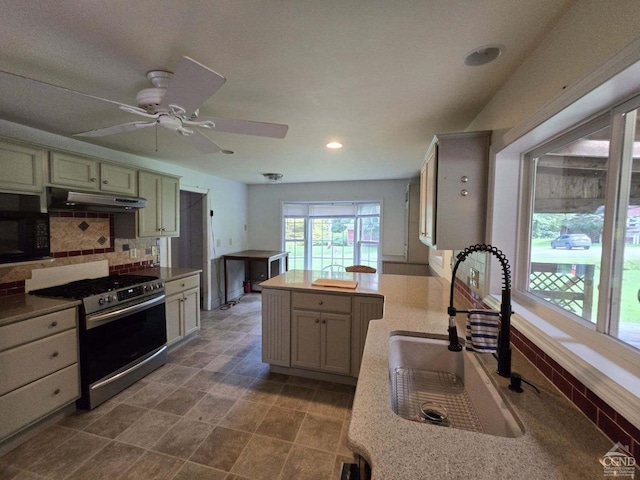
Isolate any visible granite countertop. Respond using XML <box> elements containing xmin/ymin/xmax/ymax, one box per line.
<box><xmin>0</xmin><ymin>295</ymin><xmax>80</xmax><ymax>327</ymax></box>
<box><xmin>0</xmin><ymin>267</ymin><xmax>202</xmax><ymax>328</ymax></box>
<box><xmin>134</xmin><ymin>267</ymin><xmax>202</xmax><ymax>282</ymax></box>
<box><xmin>297</xmin><ymin>273</ymin><xmax>612</xmax><ymax>479</ymax></box>
<box><xmin>260</xmin><ymin>269</ymin><xmax>385</xmax><ymax>297</ymax></box>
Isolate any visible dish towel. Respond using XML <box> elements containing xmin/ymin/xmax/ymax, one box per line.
<box><xmin>466</xmin><ymin>309</ymin><xmax>500</xmax><ymax>353</ymax></box>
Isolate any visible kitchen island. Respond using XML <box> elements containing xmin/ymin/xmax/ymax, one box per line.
<box><xmin>263</xmin><ymin>271</ymin><xmax>615</xmax><ymax>479</ymax></box>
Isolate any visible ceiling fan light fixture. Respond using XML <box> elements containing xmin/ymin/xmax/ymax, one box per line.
<box><xmin>326</xmin><ymin>141</ymin><xmax>343</xmax><ymax>149</ymax></box>
<box><xmin>464</xmin><ymin>44</ymin><xmax>505</xmax><ymax>66</ymax></box>
<box><xmin>263</xmin><ymin>173</ymin><xmax>283</xmax><ymax>183</ymax></box>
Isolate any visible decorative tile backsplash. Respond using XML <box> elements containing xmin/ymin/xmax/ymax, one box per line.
<box><xmin>0</xmin><ymin>212</ymin><xmax>159</xmax><ymax>295</ymax></box>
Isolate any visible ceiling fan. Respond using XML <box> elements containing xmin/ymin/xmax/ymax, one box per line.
<box><xmin>73</xmin><ymin>56</ymin><xmax>288</xmax><ymax>153</ymax></box>
<box><xmin>4</xmin><ymin>57</ymin><xmax>287</xmax><ymax>154</ymax></box>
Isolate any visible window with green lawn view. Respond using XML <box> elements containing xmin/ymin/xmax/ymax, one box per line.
<box><xmin>524</xmin><ymin>95</ymin><xmax>640</xmax><ymax>351</ymax></box>
<box><xmin>282</xmin><ymin>202</ymin><xmax>380</xmax><ymax>272</ymax></box>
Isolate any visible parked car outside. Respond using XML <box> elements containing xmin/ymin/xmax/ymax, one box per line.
<box><xmin>550</xmin><ymin>234</ymin><xmax>592</xmax><ymax>250</ymax></box>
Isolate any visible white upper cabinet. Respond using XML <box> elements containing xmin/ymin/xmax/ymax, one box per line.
<box><xmin>419</xmin><ymin>131</ymin><xmax>491</xmax><ymax>250</ymax></box>
<box><xmin>50</xmin><ymin>152</ymin><xmax>137</xmax><ymax>196</ymax></box>
<box><xmin>0</xmin><ymin>139</ymin><xmax>45</xmax><ymax>193</ymax></box>
<box><xmin>99</xmin><ymin>163</ymin><xmax>137</xmax><ymax>196</ymax></box>
<box><xmin>138</xmin><ymin>171</ymin><xmax>179</xmax><ymax>237</ymax></box>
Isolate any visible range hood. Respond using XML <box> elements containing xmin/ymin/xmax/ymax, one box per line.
<box><xmin>47</xmin><ymin>187</ymin><xmax>147</xmax><ymax>212</ymax></box>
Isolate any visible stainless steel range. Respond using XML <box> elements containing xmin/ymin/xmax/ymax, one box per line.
<box><xmin>30</xmin><ymin>275</ymin><xmax>167</xmax><ymax>409</ymax></box>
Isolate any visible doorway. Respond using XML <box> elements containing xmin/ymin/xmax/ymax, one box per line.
<box><xmin>171</xmin><ymin>190</ymin><xmax>210</xmax><ymax>309</ymax></box>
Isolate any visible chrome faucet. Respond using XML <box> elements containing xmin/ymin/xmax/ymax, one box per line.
<box><xmin>447</xmin><ymin>244</ymin><xmax>513</xmax><ymax>378</ymax></box>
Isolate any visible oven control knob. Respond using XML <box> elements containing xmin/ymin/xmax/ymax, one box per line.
<box><xmin>99</xmin><ymin>297</ymin><xmax>106</xmax><ymax>305</ymax></box>
<box><xmin>110</xmin><ymin>295</ymin><xmax>117</xmax><ymax>302</ymax></box>
<box><xmin>144</xmin><ymin>285</ymin><xmax>151</xmax><ymax>292</ymax></box>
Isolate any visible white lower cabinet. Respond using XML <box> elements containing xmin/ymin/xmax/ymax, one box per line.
<box><xmin>0</xmin><ymin>307</ymin><xmax>79</xmax><ymax>441</ymax></box>
<box><xmin>291</xmin><ymin>309</ymin><xmax>351</xmax><ymax>375</ymax></box>
<box><xmin>262</xmin><ymin>288</ymin><xmax>383</xmax><ymax>378</ymax></box>
<box><xmin>165</xmin><ymin>275</ymin><xmax>200</xmax><ymax>346</ymax></box>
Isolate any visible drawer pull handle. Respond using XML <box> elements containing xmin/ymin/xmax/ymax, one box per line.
<box><xmin>54</xmin><ymin>388</ymin><xmax>61</xmax><ymax>395</ymax></box>
<box><xmin>51</xmin><ymin>351</ymin><xmax>59</xmax><ymax>358</ymax></box>
<box><xmin>322</xmin><ymin>319</ymin><xmax>326</xmax><ymax>324</ymax></box>
<box><xmin>182</xmin><ymin>283</ymin><xmax>185</xmax><ymax>287</ymax></box>
<box><xmin>51</xmin><ymin>321</ymin><xmax>58</xmax><ymax>327</ymax></box>
<box><xmin>315</xmin><ymin>318</ymin><xmax>320</xmax><ymax>323</ymax></box>
<box><xmin>318</xmin><ymin>300</ymin><xmax>323</xmax><ymax>305</ymax></box>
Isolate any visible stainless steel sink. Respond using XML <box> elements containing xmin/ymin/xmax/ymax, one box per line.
<box><xmin>388</xmin><ymin>334</ymin><xmax>525</xmax><ymax>438</ymax></box>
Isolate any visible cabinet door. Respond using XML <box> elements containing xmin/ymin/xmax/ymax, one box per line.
<box><xmin>422</xmin><ymin>146</ymin><xmax>437</xmax><ymax>246</ymax></box>
<box><xmin>0</xmin><ymin>140</ymin><xmax>44</xmax><ymax>193</ymax></box>
<box><xmin>160</xmin><ymin>176</ymin><xmax>179</xmax><ymax>236</ymax></box>
<box><xmin>291</xmin><ymin>309</ymin><xmax>321</xmax><ymax>370</ymax></box>
<box><xmin>262</xmin><ymin>289</ymin><xmax>291</xmax><ymax>367</ymax></box>
<box><xmin>320</xmin><ymin>313</ymin><xmax>351</xmax><ymax>375</ymax></box>
<box><xmin>165</xmin><ymin>294</ymin><xmax>182</xmax><ymax>346</ymax></box>
<box><xmin>419</xmin><ymin>162</ymin><xmax>428</xmax><ymax>242</ymax></box>
<box><xmin>138</xmin><ymin>171</ymin><xmax>161</xmax><ymax>236</ymax></box>
<box><xmin>138</xmin><ymin>172</ymin><xmax>179</xmax><ymax>237</ymax></box>
<box><xmin>183</xmin><ymin>287</ymin><xmax>200</xmax><ymax>336</ymax></box>
<box><xmin>50</xmin><ymin>152</ymin><xmax>99</xmax><ymax>190</ymax></box>
<box><xmin>100</xmin><ymin>163</ymin><xmax>137</xmax><ymax>195</ymax></box>
<box><xmin>351</xmin><ymin>296</ymin><xmax>384</xmax><ymax>377</ymax></box>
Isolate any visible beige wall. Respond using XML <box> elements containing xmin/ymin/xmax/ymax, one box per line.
<box><xmin>437</xmin><ymin>0</ymin><xmax>640</xmax><ymax>284</ymax></box>
<box><xmin>468</xmin><ymin>0</ymin><xmax>640</xmax><ymax>138</ymax></box>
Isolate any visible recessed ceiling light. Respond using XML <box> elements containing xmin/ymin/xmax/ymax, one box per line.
<box><xmin>464</xmin><ymin>44</ymin><xmax>505</xmax><ymax>66</ymax></box>
<box><xmin>326</xmin><ymin>142</ymin><xmax>343</xmax><ymax>149</ymax></box>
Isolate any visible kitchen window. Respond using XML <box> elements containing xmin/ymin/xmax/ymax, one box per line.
<box><xmin>520</xmin><ymin>94</ymin><xmax>640</xmax><ymax>351</ymax></box>
<box><xmin>282</xmin><ymin>202</ymin><xmax>380</xmax><ymax>271</ymax></box>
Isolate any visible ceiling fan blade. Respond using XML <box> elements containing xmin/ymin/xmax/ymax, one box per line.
<box><xmin>182</xmin><ymin>129</ymin><xmax>223</xmax><ymax>154</ymax></box>
<box><xmin>0</xmin><ymin>70</ymin><xmax>142</xmax><ymax>112</ymax></box>
<box><xmin>160</xmin><ymin>57</ymin><xmax>226</xmax><ymax>116</ymax></box>
<box><xmin>73</xmin><ymin>121</ymin><xmax>156</xmax><ymax>138</ymax></box>
<box><xmin>197</xmin><ymin>116</ymin><xmax>288</xmax><ymax>138</ymax></box>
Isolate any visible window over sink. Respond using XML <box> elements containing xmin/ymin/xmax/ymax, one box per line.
<box><xmin>521</xmin><ymin>94</ymin><xmax>640</xmax><ymax>351</ymax></box>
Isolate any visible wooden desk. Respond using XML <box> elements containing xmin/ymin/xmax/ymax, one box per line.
<box><xmin>223</xmin><ymin>250</ymin><xmax>289</xmax><ymax>304</ymax></box>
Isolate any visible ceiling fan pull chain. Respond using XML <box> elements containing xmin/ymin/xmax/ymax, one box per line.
<box><xmin>155</xmin><ymin>122</ymin><xmax>158</xmax><ymax>153</ymax></box>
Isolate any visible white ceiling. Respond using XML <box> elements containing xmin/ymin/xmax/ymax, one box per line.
<box><xmin>0</xmin><ymin>1</ymin><xmax>569</xmax><ymax>185</ymax></box>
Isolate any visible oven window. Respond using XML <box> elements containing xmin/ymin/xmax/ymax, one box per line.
<box><xmin>82</xmin><ymin>301</ymin><xmax>167</xmax><ymax>383</ymax></box>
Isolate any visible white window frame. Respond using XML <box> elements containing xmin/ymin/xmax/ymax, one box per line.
<box><xmin>281</xmin><ymin>202</ymin><xmax>381</xmax><ymax>270</ymax></box>
<box><xmin>484</xmin><ymin>42</ymin><xmax>640</xmax><ymax>430</ymax></box>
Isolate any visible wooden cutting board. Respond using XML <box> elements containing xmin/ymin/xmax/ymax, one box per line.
<box><xmin>311</xmin><ymin>278</ymin><xmax>358</xmax><ymax>289</ymax></box>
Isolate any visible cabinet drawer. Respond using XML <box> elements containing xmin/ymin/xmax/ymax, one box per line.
<box><xmin>291</xmin><ymin>292</ymin><xmax>351</xmax><ymax>313</ymax></box>
<box><xmin>0</xmin><ymin>329</ymin><xmax>78</xmax><ymax>396</ymax></box>
<box><xmin>0</xmin><ymin>308</ymin><xmax>77</xmax><ymax>352</ymax></box>
<box><xmin>165</xmin><ymin>275</ymin><xmax>199</xmax><ymax>296</ymax></box>
<box><xmin>0</xmin><ymin>363</ymin><xmax>79</xmax><ymax>440</ymax></box>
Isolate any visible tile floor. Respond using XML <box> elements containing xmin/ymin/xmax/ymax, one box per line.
<box><xmin>0</xmin><ymin>294</ymin><xmax>357</xmax><ymax>480</ymax></box>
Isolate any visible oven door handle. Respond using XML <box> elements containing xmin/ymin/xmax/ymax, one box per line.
<box><xmin>86</xmin><ymin>294</ymin><xmax>166</xmax><ymax>329</ymax></box>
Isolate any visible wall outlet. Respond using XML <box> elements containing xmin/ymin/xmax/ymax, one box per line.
<box><xmin>151</xmin><ymin>246</ymin><xmax>159</xmax><ymax>255</ymax></box>
<box><xmin>216</xmin><ymin>239</ymin><xmax>221</xmax><ymax>247</ymax></box>
<box><xmin>130</xmin><ymin>248</ymin><xmax>138</xmax><ymax>259</ymax></box>
<box><xmin>470</xmin><ymin>268</ymin><xmax>480</xmax><ymax>289</ymax></box>
<box><xmin>228</xmin><ymin>238</ymin><xmax>232</xmax><ymax>246</ymax></box>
